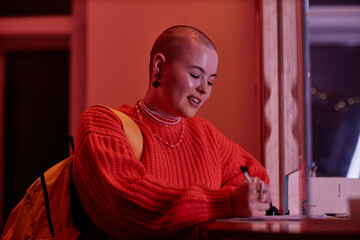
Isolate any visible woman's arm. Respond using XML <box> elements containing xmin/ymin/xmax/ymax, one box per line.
<box><xmin>203</xmin><ymin>121</ymin><xmax>271</xmax><ymax>216</ymax></box>
<box><xmin>202</xmin><ymin>120</ymin><xmax>269</xmax><ymax>188</ymax></box>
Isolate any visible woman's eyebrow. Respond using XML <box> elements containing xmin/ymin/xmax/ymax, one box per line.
<box><xmin>190</xmin><ymin>65</ymin><xmax>217</xmax><ymax>77</ymax></box>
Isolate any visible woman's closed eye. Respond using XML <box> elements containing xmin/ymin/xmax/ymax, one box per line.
<box><xmin>190</xmin><ymin>73</ymin><xmax>214</xmax><ymax>86</ymax></box>
<box><xmin>190</xmin><ymin>73</ymin><xmax>200</xmax><ymax>79</ymax></box>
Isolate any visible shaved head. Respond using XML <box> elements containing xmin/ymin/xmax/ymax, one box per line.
<box><xmin>149</xmin><ymin>25</ymin><xmax>216</xmax><ymax>76</ymax></box>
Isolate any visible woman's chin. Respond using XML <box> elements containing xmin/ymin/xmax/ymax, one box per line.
<box><xmin>182</xmin><ymin>110</ymin><xmax>197</xmax><ymax>118</ymax></box>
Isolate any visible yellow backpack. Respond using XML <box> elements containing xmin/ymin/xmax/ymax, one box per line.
<box><xmin>1</xmin><ymin>106</ymin><xmax>143</xmax><ymax>239</ymax></box>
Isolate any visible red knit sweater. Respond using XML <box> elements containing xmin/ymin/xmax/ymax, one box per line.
<box><xmin>72</xmin><ymin>105</ymin><xmax>269</xmax><ymax>239</ymax></box>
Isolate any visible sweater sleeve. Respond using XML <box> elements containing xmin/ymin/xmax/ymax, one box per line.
<box><xmin>72</xmin><ymin>107</ymin><xmax>233</xmax><ymax>239</ymax></box>
<box><xmin>204</xmin><ymin>120</ymin><xmax>269</xmax><ymax>188</ymax></box>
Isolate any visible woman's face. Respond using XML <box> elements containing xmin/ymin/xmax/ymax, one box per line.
<box><xmin>158</xmin><ymin>42</ymin><xmax>218</xmax><ymax>118</ymax></box>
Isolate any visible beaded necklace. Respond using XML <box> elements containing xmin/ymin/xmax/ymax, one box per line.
<box><xmin>136</xmin><ymin>100</ymin><xmax>184</xmax><ymax>147</ymax></box>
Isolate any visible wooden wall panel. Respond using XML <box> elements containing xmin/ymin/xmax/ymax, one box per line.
<box><xmin>0</xmin><ymin>16</ymin><xmax>72</xmax><ymax>35</ymax></box>
<box><xmin>262</xmin><ymin>0</ymin><xmax>303</xmax><ymax>212</ymax></box>
<box><xmin>280</xmin><ymin>0</ymin><xmax>300</xmax><ymax>176</ymax></box>
<box><xmin>262</xmin><ymin>0</ymin><xmax>281</xmax><ymax>209</ymax></box>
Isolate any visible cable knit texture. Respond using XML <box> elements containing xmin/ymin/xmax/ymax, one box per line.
<box><xmin>72</xmin><ymin>105</ymin><xmax>269</xmax><ymax>239</ymax></box>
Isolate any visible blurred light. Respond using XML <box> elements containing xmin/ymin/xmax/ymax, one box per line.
<box><xmin>320</xmin><ymin>92</ymin><xmax>327</xmax><ymax>100</ymax></box>
<box><xmin>311</xmin><ymin>87</ymin><xmax>317</xmax><ymax>95</ymax></box>
<box><xmin>348</xmin><ymin>98</ymin><xmax>355</xmax><ymax>105</ymax></box>
<box><xmin>338</xmin><ymin>101</ymin><xmax>345</xmax><ymax>108</ymax></box>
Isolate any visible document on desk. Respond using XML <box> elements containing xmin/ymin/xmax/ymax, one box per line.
<box><xmin>216</xmin><ymin>215</ymin><xmax>305</xmax><ymax>222</ymax></box>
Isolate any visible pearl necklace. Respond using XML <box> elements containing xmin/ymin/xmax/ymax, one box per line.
<box><xmin>136</xmin><ymin>100</ymin><xmax>185</xmax><ymax>147</ymax></box>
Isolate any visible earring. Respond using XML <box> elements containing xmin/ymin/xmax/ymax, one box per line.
<box><xmin>153</xmin><ymin>73</ymin><xmax>161</xmax><ymax>88</ymax></box>
<box><xmin>153</xmin><ymin>80</ymin><xmax>160</xmax><ymax>88</ymax></box>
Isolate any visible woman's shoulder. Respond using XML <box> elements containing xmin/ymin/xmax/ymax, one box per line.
<box><xmin>79</xmin><ymin>105</ymin><xmax>131</xmax><ymax>133</ymax></box>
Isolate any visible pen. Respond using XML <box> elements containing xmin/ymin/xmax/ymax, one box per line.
<box><xmin>240</xmin><ymin>166</ymin><xmax>253</xmax><ymax>183</ymax></box>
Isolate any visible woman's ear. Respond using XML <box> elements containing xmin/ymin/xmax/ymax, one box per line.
<box><xmin>153</xmin><ymin>53</ymin><xmax>166</xmax><ymax>75</ymax></box>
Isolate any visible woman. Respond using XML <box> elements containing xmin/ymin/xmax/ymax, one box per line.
<box><xmin>72</xmin><ymin>25</ymin><xmax>271</xmax><ymax>239</ymax></box>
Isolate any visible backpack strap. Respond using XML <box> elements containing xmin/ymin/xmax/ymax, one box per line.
<box><xmin>96</xmin><ymin>105</ymin><xmax>144</xmax><ymax>161</ymax></box>
<box><xmin>40</xmin><ymin>174</ymin><xmax>55</xmax><ymax>238</ymax></box>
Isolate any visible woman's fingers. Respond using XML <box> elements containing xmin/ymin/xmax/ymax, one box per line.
<box><xmin>252</xmin><ymin>202</ymin><xmax>271</xmax><ymax>211</ymax></box>
<box><xmin>248</xmin><ymin>201</ymin><xmax>270</xmax><ymax>216</ymax></box>
<box><xmin>253</xmin><ymin>178</ymin><xmax>263</xmax><ymax>192</ymax></box>
<box><xmin>248</xmin><ymin>195</ymin><xmax>270</xmax><ymax>211</ymax></box>
<box><xmin>261</xmin><ymin>189</ymin><xmax>272</xmax><ymax>203</ymax></box>
<box><xmin>253</xmin><ymin>178</ymin><xmax>272</xmax><ymax>203</ymax></box>
<box><xmin>231</xmin><ymin>181</ymin><xmax>272</xmax><ymax>217</ymax></box>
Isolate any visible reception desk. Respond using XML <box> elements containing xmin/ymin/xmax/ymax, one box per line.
<box><xmin>200</xmin><ymin>217</ymin><xmax>360</xmax><ymax>240</ymax></box>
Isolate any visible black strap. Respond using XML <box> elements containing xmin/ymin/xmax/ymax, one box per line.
<box><xmin>40</xmin><ymin>174</ymin><xmax>55</xmax><ymax>238</ymax></box>
<box><xmin>68</xmin><ymin>135</ymin><xmax>75</xmax><ymax>155</ymax></box>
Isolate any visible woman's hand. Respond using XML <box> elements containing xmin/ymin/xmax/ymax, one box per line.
<box><xmin>230</xmin><ymin>178</ymin><xmax>271</xmax><ymax>217</ymax></box>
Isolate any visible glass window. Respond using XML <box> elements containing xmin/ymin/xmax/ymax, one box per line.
<box><xmin>309</xmin><ymin>1</ymin><xmax>360</xmax><ymax>177</ymax></box>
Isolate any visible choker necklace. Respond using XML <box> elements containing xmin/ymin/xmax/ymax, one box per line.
<box><xmin>138</xmin><ymin>100</ymin><xmax>181</xmax><ymax>125</ymax></box>
<box><xmin>136</xmin><ymin>100</ymin><xmax>185</xmax><ymax>147</ymax></box>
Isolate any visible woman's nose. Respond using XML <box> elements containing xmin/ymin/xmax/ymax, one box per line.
<box><xmin>196</xmin><ymin>80</ymin><xmax>209</xmax><ymax>94</ymax></box>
